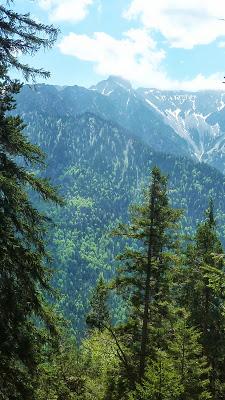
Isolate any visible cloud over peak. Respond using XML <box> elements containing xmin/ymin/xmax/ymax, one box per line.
<box><xmin>58</xmin><ymin>29</ymin><xmax>166</xmax><ymax>84</ymax></box>
<box><xmin>58</xmin><ymin>29</ymin><xmax>224</xmax><ymax>91</ymax></box>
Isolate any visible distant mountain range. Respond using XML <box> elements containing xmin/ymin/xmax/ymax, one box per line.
<box><xmin>14</xmin><ymin>79</ymin><xmax>225</xmax><ymax>332</ymax></box>
<box><xmin>17</xmin><ymin>75</ymin><xmax>225</xmax><ymax>173</ymax></box>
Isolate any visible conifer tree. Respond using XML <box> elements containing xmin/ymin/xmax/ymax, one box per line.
<box><xmin>0</xmin><ymin>2</ymin><xmax>60</xmax><ymax>399</ymax></box>
<box><xmin>0</xmin><ymin>66</ymin><xmax>62</xmax><ymax>400</ymax></box>
<box><xmin>0</xmin><ymin>1</ymin><xmax>58</xmax><ymax>80</ymax></box>
<box><xmin>110</xmin><ymin>167</ymin><xmax>182</xmax><ymax>390</ymax></box>
<box><xmin>169</xmin><ymin>311</ymin><xmax>211</xmax><ymax>400</ymax></box>
<box><xmin>86</xmin><ymin>273</ymin><xmax>110</xmax><ymax>332</ymax></box>
<box><xmin>35</xmin><ymin>334</ymin><xmax>81</xmax><ymax>400</ymax></box>
<box><xmin>130</xmin><ymin>349</ymin><xmax>182</xmax><ymax>400</ymax></box>
<box><xmin>129</xmin><ymin>309</ymin><xmax>211</xmax><ymax>400</ymax></box>
<box><xmin>181</xmin><ymin>201</ymin><xmax>225</xmax><ymax>398</ymax></box>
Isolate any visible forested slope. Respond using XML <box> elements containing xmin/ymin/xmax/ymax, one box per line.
<box><xmin>21</xmin><ymin>111</ymin><xmax>225</xmax><ymax>332</ymax></box>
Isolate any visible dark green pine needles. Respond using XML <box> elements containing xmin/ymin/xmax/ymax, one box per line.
<box><xmin>0</xmin><ymin>2</ymin><xmax>62</xmax><ymax>398</ymax></box>
<box><xmin>181</xmin><ymin>201</ymin><xmax>225</xmax><ymax>398</ymax></box>
<box><xmin>0</xmin><ymin>70</ymin><xmax>62</xmax><ymax>400</ymax></box>
<box><xmin>0</xmin><ymin>1</ymin><xmax>58</xmax><ymax>81</ymax></box>
<box><xmin>109</xmin><ymin>167</ymin><xmax>182</xmax><ymax>391</ymax></box>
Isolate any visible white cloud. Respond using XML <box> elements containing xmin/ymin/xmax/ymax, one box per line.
<box><xmin>175</xmin><ymin>73</ymin><xmax>224</xmax><ymax>91</ymax></box>
<box><xmin>38</xmin><ymin>0</ymin><xmax>93</xmax><ymax>23</ymax></box>
<box><xmin>58</xmin><ymin>30</ymin><xmax>166</xmax><ymax>83</ymax></box>
<box><xmin>124</xmin><ymin>0</ymin><xmax>225</xmax><ymax>48</ymax></box>
<box><xmin>58</xmin><ymin>29</ymin><xmax>224</xmax><ymax>90</ymax></box>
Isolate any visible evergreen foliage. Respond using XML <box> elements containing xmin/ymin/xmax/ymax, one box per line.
<box><xmin>35</xmin><ymin>334</ymin><xmax>80</xmax><ymax>400</ymax></box>
<box><xmin>86</xmin><ymin>273</ymin><xmax>110</xmax><ymax>332</ymax></box>
<box><xmin>181</xmin><ymin>201</ymin><xmax>225</xmax><ymax>398</ymax></box>
<box><xmin>0</xmin><ymin>68</ymin><xmax>62</xmax><ymax>399</ymax></box>
<box><xmin>76</xmin><ymin>170</ymin><xmax>218</xmax><ymax>400</ymax></box>
<box><xmin>106</xmin><ymin>168</ymin><xmax>182</xmax><ymax>392</ymax></box>
<box><xmin>131</xmin><ymin>314</ymin><xmax>211</xmax><ymax>400</ymax></box>
<box><xmin>0</xmin><ymin>1</ymin><xmax>58</xmax><ymax>80</ymax></box>
<box><xmin>0</xmin><ymin>2</ymin><xmax>60</xmax><ymax>399</ymax></box>
<box><xmin>169</xmin><ymin>311</ymin><xmax>211</xmax><ymax>400</ymax></box>
<box><xmin>130</xmin><ymin>350</ymin><xmax>182</xmax><ymax>400</ymax></box>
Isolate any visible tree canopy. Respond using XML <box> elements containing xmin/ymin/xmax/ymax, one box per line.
<box><xmin>0</xmin><ymin>0</ymin><xmax>58</xmax><ymax>80</ymax></box>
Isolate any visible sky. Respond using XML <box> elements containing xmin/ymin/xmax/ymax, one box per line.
<box><xmin>12</xmin><ymin>0</ymin><xmax>225</xmax><ymax>90</ymax></box>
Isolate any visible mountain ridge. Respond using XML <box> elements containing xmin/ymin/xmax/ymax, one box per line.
<box><xmin>16</xmin><ymin>76</ymin><xmax>225</xmax><ymax>173</ymax></box>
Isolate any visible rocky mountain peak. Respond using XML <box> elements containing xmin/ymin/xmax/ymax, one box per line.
<box><xmin>90</xmin><ymin>75</ymin><xmax>132</xmax><ymax>95</ymax></box>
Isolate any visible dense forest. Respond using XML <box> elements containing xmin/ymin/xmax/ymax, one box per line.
<box><xmin>19</xmin><ymin>109</ymin><xmax>225</xmax><ymax>333</ymax></box>
<box><xmin>2</xmin><ymin>2</ymin><xmax>225</xmax><ymax>400</ymax></box>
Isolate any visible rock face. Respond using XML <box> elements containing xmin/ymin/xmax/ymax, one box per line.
<box><xmin>137</xmin><ymin>87</ymin><xmax>225</xmax><ymax>171</ymax></box>
<box><xmin>92</xmin><ymin>76</ymin><xmax>225</xmax><ymax>172</ymax></box>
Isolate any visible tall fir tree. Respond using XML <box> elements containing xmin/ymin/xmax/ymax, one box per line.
<box><xmin>0</xmin><ymin>2</ymin><xmax>61</xmax><ymax>399</ymax></box>
<box><xmin>108</xmin><ymin>167</ymin><xmax>182</xmax><ymax>395</ymax></box>
<box><xmin>181</xmin><ymin>201</ymin><xmax>225</xmax><ymax>399</ymax></box>
<box><xmin>86</xmin><ymin>273</ymin><xmax>110</xmax><ymax>332</ymax></box>
<box><xmin>0</xmin><ymin>67</ymin><xmax>62</xmax><ymax>400</ymax></box>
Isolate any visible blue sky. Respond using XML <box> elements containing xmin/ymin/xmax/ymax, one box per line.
<box><xmin>12</xmin><ymin>0</ymin><xmax>225</xmax><ymax>90</ymax></box>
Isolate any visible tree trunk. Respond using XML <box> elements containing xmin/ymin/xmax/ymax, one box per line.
<box><xmin>139</xmin><ymin>183</ymin><xmax>156</xmax><ymax>380</ymax></box>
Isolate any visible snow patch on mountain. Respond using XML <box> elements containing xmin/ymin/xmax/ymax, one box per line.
<box><xmin>164</xmin><ymin>108</ymin><xmax>201</xmax><ymax>159</ymax></box>
<box><xmin>145</xmin><ymin>98</ymin><xmax>164</xmax><ymax>116</ymax></box>
<box><xmin>89</xmin><ymin>76</ymin><xmax>225</xmax><ymax>171</ymax></box>
<box><xmin>138</xmin><ymin>88</ymin><xmax>225</xmax><ymax>164</ymax></box>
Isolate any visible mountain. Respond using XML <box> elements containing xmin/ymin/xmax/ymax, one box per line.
<box><xmin>92</xmin><ymin>76</ymin><xmax>225</xmax><ymax>173</ymax></box>
<box><xmin>17</xmin><ymin>76</ymin><xmax>225</xmax><ymax>173</ymax></box>
<box><xmin>90</xmin><ymin>76</ymin><xmax>188</xmax><ymax>155</ymax></box>
<box><xmin>137</xmin><ymin>87</ymin><xmax>225</xmax><ymax>172</ymax></box>
<box><xmin>19</xmin><ymin>106</ymin><xmax>225</xmax><ymax>333</ymax></box>
<box><xmin>16</xmin><ymin>78</ymin><xmax>189</xmax><ymax>156</ymax></box>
